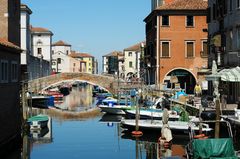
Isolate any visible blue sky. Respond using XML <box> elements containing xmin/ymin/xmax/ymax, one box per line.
<box><xmin>21</xmin><ymin>0</ymin><xmax>150</xmax><ymax>72</ymax></box>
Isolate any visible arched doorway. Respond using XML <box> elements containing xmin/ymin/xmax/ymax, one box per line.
<box><xmin>164</xmin><ymin>69</ymin><xmax>196</xmax><ymax>94</ymax></box>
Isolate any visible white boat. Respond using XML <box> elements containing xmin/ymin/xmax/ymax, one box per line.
<box><xmin>98</xmin><ymin>105</ymin><xmax>132</xmax><ymax>115</ymax></box>
<box><xmin>97</xmin><ymin>97</ymin><xmax>132</xmax><ymax>115</ymax></box>
<box><xmin>124</xmin><ymin>109</ymin><xmax>180</xmax><ymax>121</ymax></box>
<box><xmin>121</xmin><ymin>118</ymin><xmax>212</xmax><ymax>134</ymax></box>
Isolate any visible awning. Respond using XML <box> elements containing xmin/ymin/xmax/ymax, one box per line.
<box><xmin>206</xmin><ymin>66</ymin><xmax>240</xmax><ymax>82</ymax></box>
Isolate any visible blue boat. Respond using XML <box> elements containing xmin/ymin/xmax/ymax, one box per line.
<box><xmin>98</xmin><ymin>97</ymin><xmax>132</xmax><ymax>115</ymax></box>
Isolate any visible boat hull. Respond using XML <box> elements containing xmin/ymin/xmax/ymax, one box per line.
<box><xmin>124</xmin><ymin>109</ymin><xmax>179</xmax><ymax>121</ymax></box>
<box><xmin>121</xmin><ymin>119</ymin><xmax>212</xmax><ymax>134</ymax></box>
<box><xmin>98</xmin><ymin>105</ymin><xmax>131</xmax><ymax>115</ymax></box>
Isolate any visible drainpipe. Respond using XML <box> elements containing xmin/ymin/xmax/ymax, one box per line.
<box><xmin>156</xmin><ymin>15</ymin><xmax>160</xmax><ymax>88</ymax></box>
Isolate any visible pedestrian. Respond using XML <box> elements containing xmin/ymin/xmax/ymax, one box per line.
<box><xmin>194</xmin><ymin>82</ymin><xmax>202</xmax><ymax>97</ymax></box>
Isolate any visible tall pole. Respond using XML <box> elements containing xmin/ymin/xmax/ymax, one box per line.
<box><xmin>212</xmin><ymin>60</ymin><xmax>220</xmax><ymax>138</ymax></box>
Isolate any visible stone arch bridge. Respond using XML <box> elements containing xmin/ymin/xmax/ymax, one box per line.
<box><xmin>28</xmin><ymin>73</ymin><xmax>142</xmax><ymax>94</ymax></box>
<box><xmin>28</xmin><ymin>73</ymin><xmax>117</xmax><ymax>93</ymax></box>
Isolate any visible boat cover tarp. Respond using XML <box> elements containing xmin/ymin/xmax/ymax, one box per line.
<box><xmin>206</xmin><ymin>66</ymin><xmax>240</xmax><ymax>82</ymax></box>
<box><xmin>28</xmin><ymin>115</ymin><xmax>49</xmax><ymax>122</ymax></box>
<box><xmin>193</xmin><ymin>138</ymin><xmax>237</xmax><ymax>159</ymax></box>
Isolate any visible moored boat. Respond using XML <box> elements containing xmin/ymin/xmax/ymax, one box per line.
<box><xmin>28</xmin><ymin>94</ymin><xmax>54</xmax><ymax>108</ymax></box>
<box><xmin>124</xmin><ymin>108</ymin><xmax>180</xmax><ymax>121</ymax></box>
<box><xmin>97</xmin><ymin>97</ymin><xmax>132</xmax><ymax>115</ymax></box>
<box><xmin>27</xmin><ymin>114</ymin><xmax>49</xmax><ymax>130</ymax></box>
<box><xmin>121</xmin><ymin>118</ymin><xmax>212</xmax><ymax>134</ymax></box>
<box><xmin>185</xmin><ymin>120</ymin><xmax>239</xmax><ymax>159</ymax></box>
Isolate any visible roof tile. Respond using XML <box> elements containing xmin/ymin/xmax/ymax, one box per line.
<box><xmin>157</xmin><ymin>0</ymin><xmax>208</xmax><ymax>10</ymax></box>
<box><xmin>52</xmin><ymin>40</ymin><xmax>71</xmax><ymax>46</ymax></box>
<box><xmin>69</xmin><ymin>52</ymin><xmax>94</xmax><ymax>58</ymax></box>
<box><xmin>0</xmin><ymin>38</ymin><xmax>21</xmax><ymax>50</ymax></box>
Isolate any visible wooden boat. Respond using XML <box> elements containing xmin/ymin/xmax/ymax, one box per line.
<box><xmin>121</xmin><ymin>118</ymin><xmax>212</xmax><ymax>134</ymax></box>
<box><xmin>27</xmin><ymin>115</ymin><xmax>49</xmax><ymax>130</ymax></box>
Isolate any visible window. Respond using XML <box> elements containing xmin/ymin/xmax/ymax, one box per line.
<box><xmin>0</xmin><ymin>60</ymin><xmax>8</xmax><ymax>83</ymax></box>
<box><xmin>57</xmin><ymin>58</ymin><xmax>61</xmax><ymax>64</ymax></box>
<box><xmin>161</xmin><ymin>41</ymin><xmax>170</xmax><ymax>57</ymax></box>
<box><xmin>237</xmin><ymin>28</ymin><xmax>240</xmax><ymax>49</ymax></box>
<box><xmin>185</xmin><ymin>41</ymin><xmax>195</xmax><ymax>58</ymax></box>
<box><xmin>73</xmin><ymin>63</ymin><xmax>76</xmax><ymax>66</ymax></box>
<box><xmin>128</xmin><ymin>52</ymin><xmax>132</xmax><ymax>57</ymax></box>
<box><xmin>11</xmin><ymin>61</ymin><xmax>18</xmax><ymax>82</ymax></box>
<box><xmin>129</xmin><ymin>61</ymin><xmax>133</xmax><ymax>68</ymax></box>
<box><xmin>37</xmin><ymin>48</ymin><xmax>42</xmax><ymax>55</ymax></box>
<box><xmin>186</xmin><ymin>16</ymin><xmax>194</xmax><ymax>27</ymax></box>
<box><xmin>201</xmin><ymin>41</ymin><xmax>208</xmax><ymax>57</ymax></box>
<box><xmin>162</xmin><ymin>15</ymin><xmax>169</xmax><ymax>26</ymax></box>
<box><xmin>238</xmin><ymin>0</ymin><xmax>240</xmax><ymax>8</ymax></box>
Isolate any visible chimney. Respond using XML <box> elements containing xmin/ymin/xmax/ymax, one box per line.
<box><xmin>0</xmin><ymin>0</ymin><xmax>21</xmax><ymax>46</ymax></box>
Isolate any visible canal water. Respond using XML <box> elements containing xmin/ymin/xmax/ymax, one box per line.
<box><xmin>4</xmin><ymin>85</ymin><xmax>240</xmax><ymax>159</ymax></box>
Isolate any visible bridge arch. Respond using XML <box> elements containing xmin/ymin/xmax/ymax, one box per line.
<box><xmin>28</xmin><ymin>73</ymin><xmax>117</xmax><ymax>94</ymax></box>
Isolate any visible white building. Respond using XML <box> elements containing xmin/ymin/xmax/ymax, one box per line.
<box><xmin>20</xmin><ymin>4</ymin><xmax>32</xmax><ymax>66</ymax></box>
<box><xmin>52</xmin><ymin>41</ymin><xmax>86</xmax><ymax>73</ymax></box>
<box><xmin>102</xmin><ymin>56</ymin><xmax>108</xmax><ymax>74</ymax></box>
<box><xmin>124</xmin><ymin>42</ymin><xmax>144</xmax><ymax>80</ymax></box>
<box><xmin>52</xmin><ymin>40</ymin><xmax>72</xmax><ymax>73</ymax></box>
<box><xmin>31</xmin><ymin>26</ymin><xmax>53</xmax><ymax>62</ymax></box>
<box><xmin>21</xmin><ymin>4</ymin><xmax>52</xmax><ymax>80</ymax></box>
<box><xmin>118</xmin><ymin>55</ymin><xmax>125</xmax><ymax>79</ymax></box>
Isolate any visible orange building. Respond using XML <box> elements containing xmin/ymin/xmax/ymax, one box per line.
<box><xmin>144</xmin><ymin>0</ymin><xmax>208</xmax><ymax>94</ymax></box>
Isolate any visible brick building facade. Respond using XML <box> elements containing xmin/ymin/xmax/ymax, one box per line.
<box><xmin>144</xmin><ymin>0</ymin><xmax>208</xmax><ymax>94</ymax></box>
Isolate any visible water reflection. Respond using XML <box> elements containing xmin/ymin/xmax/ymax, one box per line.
<box><xmin>21</xmin><ymin>116</ymin><xmax>53</xmax><ymax>159</ymax></box>
<box><xmin>55</xmin><ymin>85</ymin><xmax>95</xmax><ymax>111</ymax></box>
<box><xmin>121</xmin><ymin>129</ymin><xmax>186</xmax><ymax>159</ymax></box>
<box><xmin>4</xmin><ymin>84</ymin><xmax>240</xmax><ymax>159</ymax></box>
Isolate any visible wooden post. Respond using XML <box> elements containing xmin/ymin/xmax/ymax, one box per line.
<box><xmin>22</xmin><ymin>83</ymin><xmax>27</xmax><ymax>121</ymax></box>
<box><xmin>215</xmin><ymin>98</ymin><xmax>220</xmax><ymax>138</ymax></box>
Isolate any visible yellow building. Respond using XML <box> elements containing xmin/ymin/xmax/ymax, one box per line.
<box><xmin>69</xmin><ymin>51</ymin><xmax>95</xmax><ymax>74</ymax></box>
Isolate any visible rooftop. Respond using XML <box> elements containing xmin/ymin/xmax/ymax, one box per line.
<box><xmin>103</xmin><ymin>51</ymin><xmax>123</xmax><ymax>57</ymax></box>
<box><xmin>52</xmin><ymin>40</ymin><xmax>71</xmax><ymax>46</ymax></box>
<box><xmin>0</xmin><ymin>38</ymin><xmax>21</xmax><ymax>50</ymax></box>
<box><xmin>156</xmin><ymin>0</ymin><xmax>208</xmax><ymax>10</ymax></box>
<box><xmin>124</xmin><ymin>41</ymin><xmax>145</xmax><ymax>52</ymax></box>
<box><xmin>31</xmin><ymin>26</ymin><xmax>53</xmax><ymax>35</ymax></box>
<box><xmin>69</xmin><ymin>51</ymin><xmax>94</xmax><ymax>58</ymax></box>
